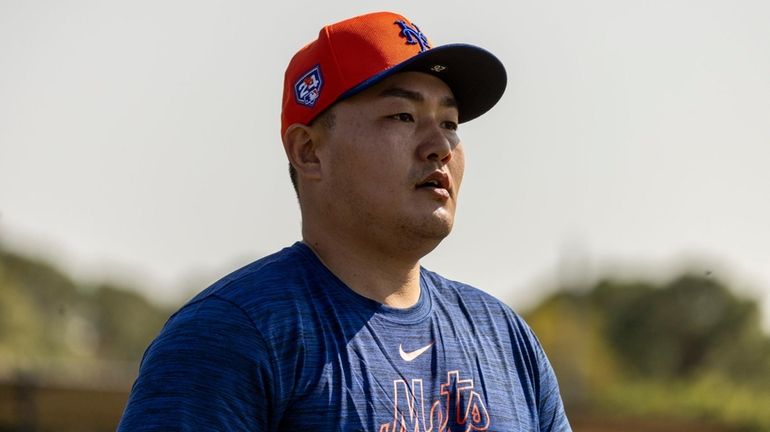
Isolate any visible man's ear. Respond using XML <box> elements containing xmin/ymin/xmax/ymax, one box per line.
<box><xmin>283</xmin><ymin>124</ymin><xmax>323</xmax><ymax>181</ymax></box>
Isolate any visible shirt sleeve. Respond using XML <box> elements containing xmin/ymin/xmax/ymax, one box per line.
<box><xmin>531</xmin><ymin>328</ymin><xmax>572</xmax><ymax>432</ymax></box>
<box><xmin>117</xmin><ymin>296</ymin><xmax>275</xmax><ymax>431</ymax></box>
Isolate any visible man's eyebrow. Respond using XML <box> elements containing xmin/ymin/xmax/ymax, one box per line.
<box><xmin>378</xmin><ymin>87</ymin><xmax>458</xmax><ymax>108</ymax></box>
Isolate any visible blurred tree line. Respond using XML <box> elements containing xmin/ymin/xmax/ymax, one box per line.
<box><xmin>526</xmin><ymin>274</ymin><xmax>770</xmax><ymax>431</ymax></box>
<box><xmin>2</xmin><ymin>242</ymin><xmax>770</xmax><ymax>430</ymax></box>
<box><xmin>0</xmin><ymin>246</ymin><xmax>173</xmax><ymax>368</ymax></box>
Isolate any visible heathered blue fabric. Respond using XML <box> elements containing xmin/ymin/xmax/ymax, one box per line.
<box><xmin>118</xmin><ymin>242</ymin><xmax>571</xmax><ymax>431</ymax></box>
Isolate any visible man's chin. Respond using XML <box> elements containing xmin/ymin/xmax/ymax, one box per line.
<box><xmin>407</xmin><ymin>213</ymin><xmax>454</xmax><ymax>242</ymax></box>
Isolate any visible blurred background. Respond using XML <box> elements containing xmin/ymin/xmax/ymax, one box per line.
<box><xmin>1</xmin><ymin>0</ymin><xmax>769</xmax><ymax>431</ymax></box>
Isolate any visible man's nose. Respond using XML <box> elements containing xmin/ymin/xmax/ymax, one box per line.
<box><xmin>417</xmin><ymin>123</ymin><xmax>454</xmax><ymax>164</ymax></box>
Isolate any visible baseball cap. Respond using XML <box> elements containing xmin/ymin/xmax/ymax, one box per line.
<box><xmin>281</xmin><ymin>11</ymin><xmax>507</xmax><ymax>137</ymax></box>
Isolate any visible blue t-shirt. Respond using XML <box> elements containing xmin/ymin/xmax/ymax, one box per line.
<box><xmin>118</xmin><ymin>242</ymin><xmax>571</xmax><ymax>431</ymax></box>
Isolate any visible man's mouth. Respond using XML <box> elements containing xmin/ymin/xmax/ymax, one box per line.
<box><xmin>417</xmin><ymin>179</ymin><xmax>441</xmax><ymax>188</ymax></box>
<box><xmin>415</xmin><ymin>172</ymin><xmax>450</xmax><ymax>194</ymax></box>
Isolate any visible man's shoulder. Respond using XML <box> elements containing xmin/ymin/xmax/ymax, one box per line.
<box><xmin>171</xmin><ymin>242</ymin><xmax>322</xmax><ymax>325</ymax></box>
<box><xmin>422</xmin><ymin>268</ymin><xmax>512</xmax><ymax>310</ymax></box>
<box><xmin>421</xmin><ymin>267</ymin><xmax>535</xmax><ymax>335</ymax></box>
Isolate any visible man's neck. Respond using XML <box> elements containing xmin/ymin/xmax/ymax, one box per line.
<box><xmin>302</xmin><ymin>232</ymin><xmax>424</xmax><ymax>309</ymax></box>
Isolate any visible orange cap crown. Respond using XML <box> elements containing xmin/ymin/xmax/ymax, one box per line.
<box><xmin>281</xmin><ymin>11</ymin><xmax>506</xmax><ymax>137</ymax></box>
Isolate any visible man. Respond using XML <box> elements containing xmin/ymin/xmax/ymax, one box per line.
<box><xmin>118</xmin><ymin>11</ymin><xmax>571</xmax><ymax>431</ymax></box>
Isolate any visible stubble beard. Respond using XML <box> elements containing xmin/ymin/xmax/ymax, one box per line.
<box><xmin>349</xmin><ymin>198</ymin><xmax>455</xmax><ymax>259</ymax></box>
<box><xmin>325</xmin><ymin>167</ymin><xmax>456</xmax><ymax>259</ymax></box>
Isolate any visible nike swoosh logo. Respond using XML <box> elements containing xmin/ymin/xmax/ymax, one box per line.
<box><xmin>399</xmin><ymin>342</ymin><xmax>434</xmax><ymax>362</ymax></box>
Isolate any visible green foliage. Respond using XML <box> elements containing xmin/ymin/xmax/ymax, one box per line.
<box><xmin>90</xmin><ymin>284</ymin><xmax>170</xmax><ymax>360</ymax></box>
<box><xmin>0</xmin><ymin>250</ymin><xmax>80</xmax><ymax>358</ymax></box>
<box><xmin>525</xmin><ymin>274</ymin><xmax>770</xmax><ymax>431</ymax></box>
<box><xmin>525</xmin><ymin>291</ymin><xmax>621</xmax><ymax>406</ymax></box>
<box><xmin>600</xmin><ymin>276</ymin><xmax>768</xmax><ymax>381</ymax></box>
<box><xmin>0</xmin><ymin>246</ymin><xmax>173</xmax><ymax>366</ymax></box>
<box><xmin>599</xmin><ymin>374</ymin><xmax>770</xmax><ymax>432</ymax></box>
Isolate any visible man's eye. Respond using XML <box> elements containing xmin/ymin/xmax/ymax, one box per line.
<box><xmin>442</xmin><ymin>121</ymin><xmax>459</xmax><ymax>131</ymax></box>
<box><xmin>389</xmin><ymin>113</ymin><xmax>414</xmax><ymax>122</ymax></box>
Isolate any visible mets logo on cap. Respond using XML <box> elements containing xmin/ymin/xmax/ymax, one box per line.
<box><xmin>294</xmin><ymin>65</ymin><xmax>323</xmax><ymax>108</ymax></box>
<box><xmin>394</xmin><ymin>20</ymin><xmax>430</xmax><ymax>52</ymax></box>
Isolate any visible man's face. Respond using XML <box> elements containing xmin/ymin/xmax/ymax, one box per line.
<box><xmin>312</xmin><ymin>71</ymin><xmax>464</xmax><ymax>252</ymax></box>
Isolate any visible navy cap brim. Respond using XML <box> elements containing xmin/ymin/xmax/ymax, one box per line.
<box><xmin>339</xmin><ymin>43</ymin><xmax>507</xmax><ymax>123</ymax></box>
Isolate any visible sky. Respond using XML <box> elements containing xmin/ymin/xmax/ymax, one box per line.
<box><xmin>1</xmin><ymin>0</ymin><xmax>769</xmax><ymax>327</ymax></box>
